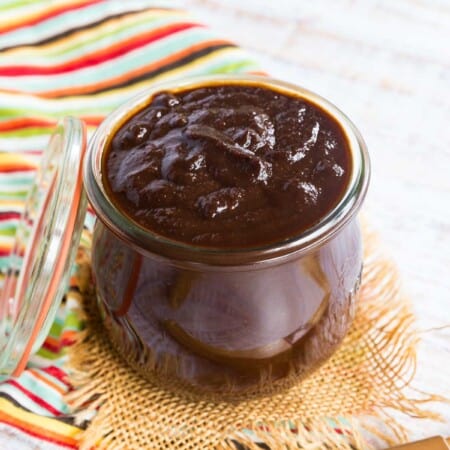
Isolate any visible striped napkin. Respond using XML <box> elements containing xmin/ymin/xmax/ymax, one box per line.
<box><xmin>0</xmin><ymin>1</ymin><xmax>258</xmax><ymax>448</ymax></box>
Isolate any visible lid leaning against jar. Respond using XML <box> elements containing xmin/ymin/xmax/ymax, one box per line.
<box><xmin>0</xmin><ymin>117</ymin><xmax>87</xmax><ymax>377</ymax></box>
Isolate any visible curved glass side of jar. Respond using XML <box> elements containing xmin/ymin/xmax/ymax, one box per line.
<box><xmin>92</xmin><ymin>217</ymin><xmax>362</xmax><ymax>394</ymax></box>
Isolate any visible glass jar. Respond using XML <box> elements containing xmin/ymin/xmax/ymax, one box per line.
<box><xmin>84</xmin><ymin>75</ymin><xmax>370</xmax><ymax>395</ymax></box>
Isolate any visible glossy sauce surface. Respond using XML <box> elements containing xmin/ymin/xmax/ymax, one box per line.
<box><xmin>104</xmin><ymin>84</ymin><xmax>352</xmax><ymax>248</ymax></box>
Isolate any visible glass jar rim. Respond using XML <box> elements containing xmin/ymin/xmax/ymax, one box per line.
<box><xmin>84</xmin><ymin>74</ymin><xmax>370</xmax><ymax>268</ymax></box>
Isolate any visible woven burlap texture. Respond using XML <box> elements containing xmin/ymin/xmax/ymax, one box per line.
<box><xmin>66</xmin><ymin>225</ymin><xmax>443</xmax><ymax>450</ymax></box>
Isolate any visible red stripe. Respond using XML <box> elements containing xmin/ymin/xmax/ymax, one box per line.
<box><xmin>41</xmin><ymin>366</ymin><xmax>70</xmax><ymax>386</ymax></box>
<box><xmin>7</xmin><ymin>379</ymin><xmax>62</xmax><ymax>416</ymax></box>
<box><xmin>41</xmin><ymin>338</ymin><xmax>75</xmax><ymax>353</ymax></box>
<box><xmin>0</xmin><ymin>249</ymin><xmax>24</xmax><ymax>257</ymax></box>
<box><xmin>61</xmin><ymin>338</ymin><xmax>76</xmax><ymax>347</ymax></box>
<box><xmin>0</xmin><ymin>22</ymin><xmax>200</xmax><ymax>76</ymax></box>
<box><xmin>42</xmin><ymin>341</ymin><xmax>62</xmax><ymax>354</ymax></box>
<box><xmin>0</xmin><ymin>212</ymin><xmax>20</xmax><ymax>220</ymax></box>
<box><xmin>0</xmin><ymin>0</ymin><xmax>103</xmax><ymax>35</ymax></box>
<box><xmin>8</xmin><ymin>149</ymin><xmax>43</xmax><ymax>155</ymax></box>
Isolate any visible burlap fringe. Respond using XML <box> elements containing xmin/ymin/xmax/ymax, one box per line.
<box><xmin>65</xmin><ymin>225</ymin><xmax>448</xmax><ymax>449</ymax></box>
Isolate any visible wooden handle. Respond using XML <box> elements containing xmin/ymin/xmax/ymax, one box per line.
<box><xmin>388</xmin><ymin>436</ymin><xmax>449</xmax><ymax>449</ymax></box>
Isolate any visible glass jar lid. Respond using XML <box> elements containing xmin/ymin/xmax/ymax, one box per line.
<box><xmin>0</xmin><ymin>117</ymin><xmax>87</xmax><ymax>377</ymax></box>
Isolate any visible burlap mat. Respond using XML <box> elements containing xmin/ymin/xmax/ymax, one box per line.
<box><xmin>66</xmin><ymin>224</ymin><xmax>445</xmax><ymax>450</ymax></box>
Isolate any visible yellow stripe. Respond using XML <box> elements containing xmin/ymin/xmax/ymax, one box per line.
<box><xmin>0</xmin><ymin>200</ymin><xmax>25</xmax><ymax>209</ymax></box>
<box><xmin>2</xmin><ymin>9</ymin><xmax>186</xmax><ymax>57</ymax></box>
<box><xmin>0</xmin><ymin>153</ymin><xmax>37</xmax><ymax>170</ymax></box>
<box><xmin>0</xmin><ymin>397</ymin><xmax>81</xmax><ymax>437</ymax></box>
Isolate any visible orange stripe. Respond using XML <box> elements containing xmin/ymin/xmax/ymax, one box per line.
<box><xmin>0</xmin><ymin>0</ymin><xmax>101</xmax><ymax>35</ymax></box>
<box><xmin>248</xmin><ymin>70</ymin><xmax>269</xmax><ymax>76</ymax></box>
<box><xmin>40</xmin><ymin>39</ymin><xmax>229</xmax><ymax>98</ymax></box>
<box><xmin>0</xmin><ymin>411</ymin><xmax>79</xmax><ymax>448</ymax></box>
<box><xmin>61</xmin><ymin>330</ymin><xmax>78</xmax><ymax>342</ymax></box>
<box><xmin>83</xmin><ymin>115</ymin><xmax>104</xmax><ymax>126</ymax></box>
<box><xmin>27</xmin><ymin>369</ymin><xmax>67</xmax><ymax>395</ymax></box>
<box><xmin>0</xmin><ymin>116</ymin><xmax>103</xmax><ymax>131</ymax></box>
<box><xmin>0</xmin><ymin>153</ymin><xmax>37</xmax><ymax>171</ymax></box>
<box><xmin>44</xmin><ymin>330</ymin><xmax>78</xmax><ymax>348</ymax></box>
<box><xmin>0</xmin><ymin>118</ymin><xmax>55</xmax><ymax>131</ymax></box>
<box><xmin>0</xmin><ymin>246</ymin><xmax>13</xmax><ymax>258</ymax></box>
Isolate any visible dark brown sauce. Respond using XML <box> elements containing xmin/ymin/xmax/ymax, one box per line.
<box><xmin>103</xmin><ymin>83</ymin><xmax>352</xmax><ymax>248</ymax></box>
<box><xmin>94</xmin><ymin>82</ymin><xmax>363</xmax><ymax>394</ymax></box>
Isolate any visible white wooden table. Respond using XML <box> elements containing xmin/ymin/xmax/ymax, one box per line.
<box><xmin>185</xmin><ymin>0</ymin><xmax>450</xmax><ymax>443</ymax></box>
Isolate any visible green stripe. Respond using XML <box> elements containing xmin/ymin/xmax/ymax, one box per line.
<box><xmin>47</xmin><ymin>318</ymin><xmax>63</xmax><ymax>337</ymax></box>
<box><xmin>209</xmin><ymin>59</ymin><xmax>259</xmax><ymax>74</ymax></box>
<box><xmin>49</xmin><ymin>308</ymin><xmax>84</xmax><ymax>335</ymax></box>
<box><xmin>0</xmin><ymin>191</ymin><xmax>28</xmax><ymax>200</ymax></box>
<box><xmin>0</xmin><ymin>224</ymin><xmax>16</xmax><ymax>236</ymax></box>
<box><xmin>63</xmin><ymin>311</ymin><xmax>83</xmax><ymax>330</ymax></box>
<box><xmin>0</xmin><ymin>106</ymin><xmax>111</xmax><ymax>119</ymax></box>
<box><xmin>35</xmin><ymin>347</ymin><xmax>65</xmax><ymax>360</ymax></box>
<box><xmin>0</xmin><ymin>127</ymin><xmax>52</xmax><ymax>138</ymax></box>
<box><xmin>0</xmin><ymin>0</ymin><xmax>39</xmax><ymax>13</ymax></box>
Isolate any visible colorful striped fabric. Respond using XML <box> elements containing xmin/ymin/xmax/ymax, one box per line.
<box><xmin>0</xmin><ymin>1</ymin><xmax>259</xmax><ymax>447</ymax></box>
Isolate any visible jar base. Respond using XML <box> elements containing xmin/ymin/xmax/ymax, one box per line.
<box><xmin>96</xmin><ymin>273</ymin><xmax>360</xmax><ymax>400</ymax></box>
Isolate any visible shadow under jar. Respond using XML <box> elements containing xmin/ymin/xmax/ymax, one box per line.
<box><xmin>84</xmin><ymin>75</ymin><xmax>370</xmax><ymax>396</ymax></box>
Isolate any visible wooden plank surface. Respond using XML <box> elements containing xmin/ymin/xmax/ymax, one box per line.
<box><xmin>186</xmin><ymin>0</ymin><xmax>450</xmax><ymax>444</ymax></box>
